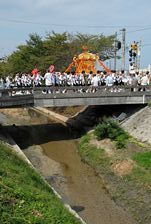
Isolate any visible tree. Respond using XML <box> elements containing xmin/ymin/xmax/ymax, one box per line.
<box><xmin>0</xmin><ymin>31</ymin><xmax>117</xmax><ymax>76</ymax></box>
<box><xmin>67</xmin><ymin>33</ymin><xmax>116</xmax><ymax>61</ymax></box>
<box><xmin>43</xmin><ymin>31</ymin><xmax>69</xmax><ymax>71</ymax></box>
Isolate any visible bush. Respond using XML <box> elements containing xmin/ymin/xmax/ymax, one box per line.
<box><xmin>94</xmin><ymin>118</ymin><xmax>129</xmax><ymax>149</ymax></box>
<box><xmin>115</xmin><ymin>134</ymin><xmax>128</xmax><ymax>149</ymax></box>
<box><xmin>94</xmin><ymin>123</ymin><xmax>109</xmax><ymax>139</ymax></box>
<box><xmin>148</xmin><ymin>101</ymin><xmax>151</xmax><ymax>107</ymax></box>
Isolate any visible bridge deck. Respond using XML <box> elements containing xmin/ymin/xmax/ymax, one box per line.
<box><xmin>0</xmin><ymin>86</ymin><xmax>151</xmax><ymax>108</ymax></box>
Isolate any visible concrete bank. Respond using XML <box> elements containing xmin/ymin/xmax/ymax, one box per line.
<box><xmin>33</xmin><ymin>106</ymin><xmax>68</xmax><ymax>123</ymax></box>
<box><xmin>121</xmin><ymin>106</ymin><xmax>151</xmax><ymax>144</ymax></box>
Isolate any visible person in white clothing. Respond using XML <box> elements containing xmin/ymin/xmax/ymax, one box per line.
<box><xmin>91</xmin><ymin>74</ymin><xmax>99</xmax><ymax>92</ymax></box>
<box><xmin>43</xmin><ymin>70</ymin><xmax>53</xmax><ymax>93</ymax></box>
<box><xmin>139</xmin><ymin>73</ymin><xmax>149</xmax><ymax>91</ymax></box>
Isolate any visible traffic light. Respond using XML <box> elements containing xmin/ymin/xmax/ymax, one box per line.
<box><xmin>129</xmin><ymin>50</ymin><xmax>132</xmax><ymax>57</ymax></box>
<box><xmin>131</xmin><ymin>41</ymin><xmax>138</xmax><ymax>52</ymax></box>
<box><xmin>133</xmin><ymin>52</ymin><xmax>137</xmax><ymax>57</ymax></box>
<box><xmin>129</xmin><ymin>41</ymin><xmax>139</xmax><ymax>70</ymax></box>
<box><xmin>129</xmin><ymin>49</ymin><xmax>133</xmax><ymax>62</ymax></box>
<box><xmin>117</xmin><ymin>41</ymin><xmax>121</xmax><ymax>50</ymax></box>
<box><xmin>130</xmin><ymin>62</ymin><xmax>133</xmax><ymax>66</ymax></box>
<box><xmin>115</xmin><ymin>41</ymin><xmax>121</xmax><ymax>50</ymax></box>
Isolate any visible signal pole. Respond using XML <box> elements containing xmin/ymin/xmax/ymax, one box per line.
<box><xmin>121</xmin><ymin>28</ymin><xmax>126</xmax><ymax>71</ymax></box>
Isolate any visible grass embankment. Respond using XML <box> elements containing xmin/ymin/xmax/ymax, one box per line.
<box><xmin>0</xmin><ymin>142</ymin><xmax>81</xmax><ymax>224</ymax></box>
<box><xmin>78</xmin><ymin>119</ymin><xmax>151</xmax><ymax>224</ymax></box>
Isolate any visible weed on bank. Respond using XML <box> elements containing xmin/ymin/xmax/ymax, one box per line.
<box><xmin>78</xmin><ymin>119</ymin><xmax>151</xmax><ymax>224</ymax></box>
<box><xmin>0</xmin><ymin>143</ymin><xmax>81</xmax><ymax>224</ymax></box>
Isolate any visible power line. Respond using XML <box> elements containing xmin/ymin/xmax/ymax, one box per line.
<box><xmin>2</xmin><ymin>18</ymin><xmax>151</xmax><ymax>40</ymax></box>
<box><xmin>0</xmin><ymin>18</ymin><xmax>149</xmax><ymax>29</ymax></box>
<box><xmin>127</xmin><ymin>26</ymin><xmax>151</xmax><ymax>34</ymax></box>
<box><xmin>1</xmin><ymin>18</ymin><xmax>151</xmax><ymax>47</ymax></box>
<box><xmin>142</xmin><ymin>43</ymin><xmax>151</xmax><ymax>47</ymax></box>
<box><xmin>116</xmin><ymin>26</ymin><xmax>151</xmax><ymax>37</ymax></box>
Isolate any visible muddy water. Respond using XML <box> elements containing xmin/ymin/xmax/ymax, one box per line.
<box><xmin>23</xmin><ymin>126</ymin><xmax>135</xmax><ymax>224</ymax></box>
<box><xmin>1</xmin><ymin>108</ymin><xmax>135</xmax><ymax>224</ymax></box>
<box><xmin>43</xmin><ymin>141</ymin><xmax>136</xmax><ymax>224</ymax></box>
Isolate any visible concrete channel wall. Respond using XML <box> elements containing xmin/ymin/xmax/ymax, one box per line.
<box><xmin>32</xmin><ymin>106</ymin><xmax>68</xmax><ymax>123</ymax></box>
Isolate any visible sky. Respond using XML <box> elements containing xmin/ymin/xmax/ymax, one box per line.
<box><xmin>1</xmin><ymin>0</ymin><xmax>151</xmax><ymax>70</ymax></box>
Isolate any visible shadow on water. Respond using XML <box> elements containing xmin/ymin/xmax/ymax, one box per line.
<box><xmin>0</xmin><ymin>105</ymin><xmax>140</xmax><ymax>224</ymax></box>
<box><xmin>1</xmin><ymin>104</ymin><xmax>145</xmax><ymax>150</ymax></box>
<box><xmin>1</xmin><ymin>123</ymin><xmax>75</xmax><ymax>149</ymax></box>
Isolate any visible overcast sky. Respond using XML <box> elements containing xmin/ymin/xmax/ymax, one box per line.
<box><xmin>1</xmin><ymin>0</ymin><xmax>151</xmax><ymax>69</ymax></box>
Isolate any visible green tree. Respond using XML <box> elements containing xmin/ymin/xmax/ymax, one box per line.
<box><xmin>43</xmin><ymin>31</ymin><xmax>69</xmax><ymax>71</ymax></box>
<box><xmin>67</xmin><ymin>33</ymin><xmax>116</xmax><ymax>61</ymax></box>
<box><xmin>0</xmin><ymin>31</ymin><xmax>117</xmax><ymax>76</ymax></box>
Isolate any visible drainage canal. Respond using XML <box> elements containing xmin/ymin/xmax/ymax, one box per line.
<box><xmin>2</xmin><ymin>108</ymin><xmax>136</xmax><ymax>224</ymax></box>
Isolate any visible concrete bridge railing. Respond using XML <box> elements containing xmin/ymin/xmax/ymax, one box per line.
<box><xmin>0</xmin><ymin>85</ymin><xmax>151</xmax><ymax>108</ymax></box>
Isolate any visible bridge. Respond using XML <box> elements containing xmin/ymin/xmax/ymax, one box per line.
<box><xmin>0</xmin><ymin>86</ymin><xmax>151</xmax><ymax>108</ymax></box>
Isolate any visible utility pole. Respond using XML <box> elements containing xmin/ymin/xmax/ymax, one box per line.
<box><xmin>121</xmin><ymin>28</ymin><xmax>126</xmax><ymax>71</ymax></box>
<box><xmin>109</xmin><ymin>59</ymin><xmax>112</xmax><ymax>70</ymax></box>
<box><xmin>137</xmin><ymin>40</ymin><xmax>142</xmax><ymax>70</ymax></box>
<box><xmin>114</xmin><ymin>32</ymin><xmax>117</xmax><ymax>71</ymax></box>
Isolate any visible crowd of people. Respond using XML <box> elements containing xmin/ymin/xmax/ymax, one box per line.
<box><xmin>0</xmin><ymin>69</ymin><xmax>150</xmax><ymax>94</ymax></box>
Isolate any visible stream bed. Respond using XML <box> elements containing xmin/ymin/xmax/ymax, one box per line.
<box><xmin>0</xmin><ymin>108</ymin><xmax>136</xmax><ymax>224</ymax></box>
